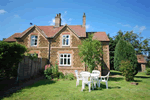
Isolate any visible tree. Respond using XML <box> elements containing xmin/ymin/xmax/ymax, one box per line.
<box><xmin>0</xmin><ymin>41</ymin><xmax>27</xmax><ymax>78</ymax></box>
<box><xmin>114</xmin><ymin>39</ymin><xmax>138</xmax><ymax>75</ymax></box>
<box><xmin>78</xmin><ymin>33</ymin><xmax>103</xmax><ymax>73</ymax></box>
<box><xmin>108</xmin><ymin>30</ymin><xmax>150</xmax><ymax>70</ymax></box>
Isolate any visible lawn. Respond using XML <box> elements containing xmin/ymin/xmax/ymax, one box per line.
<box><xmin>1</xmin><ymin>70</ymin><xmax>150</xmax><ymax>100</ymax></box>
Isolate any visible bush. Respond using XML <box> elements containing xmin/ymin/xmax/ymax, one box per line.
<box><xmin>120</xmin><ymin>60</ymin><xmax>134</xmax><ymax>81</ymax></box>
<box><xmin>64</xmin><ymin>73</ymin><xmax>75</xmax><ymax>80</ymax></box>
<box><xmin>58</xmin><ymin>72</ymin><xmax>64</xmax><ymax>79</ymax></box>
<box><xmin>0</xmin><ymin>41</ymin><xmax>27</xmax><ymax>78</ymax></box>
<box><xmin>44</xmin><ymin>67</ymin><xmax>52</xmax><ymax>79</ymax></box>
<box><xmin>114</xmin><ymin>39</ymin><xmax>138</xmax><ymax>75</ymax></box>
<box><xmin>145</xmin><ymin>68</ymin><xmax>150</xmax><ymax>75</ymax></box>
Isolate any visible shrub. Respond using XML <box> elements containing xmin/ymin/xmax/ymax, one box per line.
<box><xmin>0</xmin><ymin>41</ymin><xmax>27</xmax><ymax>78</ymax></box>
<box><xmin>145</xmin><ymin>68</ymin><xmax>150</xmax><ymax>75</ymax></box>
<box><xmin>64</xmin><ymin>73</ymin><xmax>75</xmax><ymax>80</ymax></box>
<box><xmin>114</xmin><ymin>39</ymin><xmax>138</xmax><ymax>75</ymax></box>
<box><xmin>120</xmin><ymin>60</ymin><xmax>134</xmax><ymax>81</ymax></box>
<box><xmin>44</xmin><ymin>67</ymin><xmax>52</xmax><ymax>80</ymax></box>
<box><xmin>58</xmin><ymin>72</ymin><xmax>64</xmax><ymax>79</ymax></box>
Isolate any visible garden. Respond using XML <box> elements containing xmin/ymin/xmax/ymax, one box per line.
<box><xmin>1</xmin><ymin>70</ymin><xmax>150</xmax><ymax>100</ymax></box>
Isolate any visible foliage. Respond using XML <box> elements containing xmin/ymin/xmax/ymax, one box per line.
<box><xmin>64</xmin><ymin>73</ymin><xmax>75</xmax><ymax>80</ymax></box>
<box><xmin>25</xmin><ymin>52</ymin><xmax>38</xmax><ymax>60</ymax></box>
<box><xmin>44</xmin><ymin>67</ymin><xmax>52</xmax><ymax>79</ymax></box>
<box><xmin>78</xmin><ymin>33</ymin><xmax>103</xmax><ymax>73</ymax></box>
<box><xmin>108</xmin><ymin>30</ymin><xmax>150</xmax><ymax>70</ymax></box>
<box><xmin>44</xmin><ymin>61</ymin><xmax>59</xmax><ymax>79</ymax></box>
<box><xmin>114</xmin><ymin>39</ymin><xmax>138</xmax><ymax>75</ymax></box>
<box><xmin>146</xmin><ymin>61</ymin><xmax>150</xmax><ymax>68</ymax></box>
<box><xmin>0</xmin><ymin>41</ymin><xmax>27</xmax><ymax>78</ymax></box>
<box><xmin>58</xmin><ymin>72</ymin><xmax>64</xmax><ymax>79</ymax></box>
<box><xmin>145</xmin><ymin>68</ymin><xmax>150</xmax><ymax>75</ymax></box>
<box><xmin>120</xmin><ymin>60</ymin><xmax>134</xmax><ymax>81</ymax></box>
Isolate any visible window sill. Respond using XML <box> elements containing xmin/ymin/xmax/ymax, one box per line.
<box><xmin>59</xmin><ymin>65</ymin><xmax>71</xmax><ymax>67</ymax></box>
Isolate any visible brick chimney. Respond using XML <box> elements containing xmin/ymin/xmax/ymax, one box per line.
<box><xmin>82</xmin><ymin>13</ymin><xmax>86</xmax><ymax>27</ymax></box>
<box><xmin>55</xmin><ymin>13</ymin><xmax>61</xmax><ymax>27</ymax></box>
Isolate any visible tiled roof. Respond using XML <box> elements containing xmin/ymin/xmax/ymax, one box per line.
<box><xmin>4</xmin><ymin>25</ymin><xmax>109</xmax><ymax>42</ymax></box>
<box><xmin>87</xmin><ymin>32</ymin><xmax>110</xmax><ymax>41</ymax></box>
<box><xmin>4</xmin><ymin>33</ymin><xmax>21</xmax><ymax>42</ymax></box>
<box><xmin>137</xmin><ymin>54</ymin><xmax>147</xmax><ymax>64</ymax></box>
<box><xmin>37</xmin><ymin>25</ymin><xmax>86</xmax><ymax>37</ymax></box>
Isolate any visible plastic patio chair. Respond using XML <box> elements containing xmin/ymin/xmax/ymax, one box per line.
<box><xmin>92</xmin><ymin>70</ymin><xmax>100</xmax><ymax>88</ymax></box>
<box><xmin>75</xmin><ymin>70</ymin><xmax>82</xmax><ymax>86</ymax></box>
<box><xmin>81</xmin><ymin>72</ymin><xmax>94</xmax><ymax>92</ymax></box>
<box><xmin>98</xmin><ymin>72</ymin><xmax>110</xmax><ymax>89</ymax></box>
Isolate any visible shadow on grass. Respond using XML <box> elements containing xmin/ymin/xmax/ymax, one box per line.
<box><xmin>110</xmin><ymin>71</ymin><xmax>122</xmax><ymax>76</ymax></box>
<box><xmin>135</xmin><ymin>76</ymin><xmax>150</xmax><ymax>79</ymax></box>
<box><xmin>0</xmin><ymin>79</ymin><xmax>56</xmax><ymax>99</ymax></box>
<box><xmin>109</xmin><ymin>77</ymin><xmax>124</xmax><ymax>82</ymax></box>
<box><xmin>91</xmin><ymin>84</ymin><xmax>121</xmax><ymax>91</ymax></box>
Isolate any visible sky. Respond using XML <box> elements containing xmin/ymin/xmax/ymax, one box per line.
<box><xmin>0</xmin><ymin>0</ymin><xmax>150</xmax><ymax>40</ymax></box>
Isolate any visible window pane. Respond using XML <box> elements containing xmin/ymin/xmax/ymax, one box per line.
<box><xmin>63</xmin><ymin>39</ymin><xmax>66</xmax><ymax>45</ymax></box>
<box><xmin>31</xmin><ymin>36</ymin><xmax>34</xmax><ymax>39</ymax></box>
<box><xmin>35</xmin><ymin>36</ymin><xmax>38</xmax><ymax>39</ymax></box>
<box><xmin>61</xmin><ymin>54</ymin><xmax>63</xmax><ymax>57</ymax></box>
<box><xmin>68</xmin><ymin>54</ymin><xmax>70</xmax><ymax>57</ymax></box>
<box><xmin>66</xmin><ymin>39</ymin><xmax>69</xmax><ymax>45</ymax></box>
<box><xmin>64</xmin><ymin>58</ymin><xmax>66</xmax><ymax>64</ymax></box>
<box><xmin>66</xmin><ymin>35</ymin><xmax>69</xmax><ymax>38</ymax></box>
<box><xmin>60</xmin><ymin>58</ymin><xmax>63</xmax><ymax>64</ymax></box>
<box><xmin>68</xmin><ymin>59</ymin><xmax>70</xmax><ymax>64</ymax></box>
<box><xmin>64</xmin><ymin>54</ymin><xmax>67</xmax><ymax>57</ymax></box>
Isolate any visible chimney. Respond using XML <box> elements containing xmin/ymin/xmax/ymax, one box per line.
<box><xmin>82</xmin><ymin>13</ymin><xmax>86</xmax><ymax>27</ymax></box>
<box><xmin>55</xmin><ymin>13</ymin><xmax>61</xmax><ymax>27</ymax></box>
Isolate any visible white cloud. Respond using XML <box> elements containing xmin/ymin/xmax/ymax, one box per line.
<box><xmin>133</xmin><ymin>25</ymin><xmax>146</xmax><ymax>32</ymax></box>
<box><xmin>49</xmin><ymin>18</ymin><xmax>55</xmax><ymax>25</ymax></box>
<box><xmin>0</xmin><ymin>9</ymin><xmax>7</xmax><ymax>14</ymax></box>
<box><xmin>68</xmin><ymin>18</ymin><xmax>72</xmax><ymax>21</ymax></box>
<box><xmin>48</xmin><ymin>11</ymin><xmax>73</xmax><ymax>25</ymax></box>
<box><xmin>117</xmin><ymin>23</ymin><xmax>131</xmax><ymax>27</ymax></box>
<box><xmin>14</xmin><ymin>14</ymin><xmax>20</xmax><ymax>18</ymax></box>
<box><xmin>86</xmin><ymin>24</ymin><xmax>90</xmax><ymax>29</ymax></box>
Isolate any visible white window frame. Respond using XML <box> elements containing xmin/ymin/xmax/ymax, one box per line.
<box><xmin>30</xmin><ymin>35</ymin><xmax>38</xmax><ymax>46</ymax></box>
<box><xmin>62</xmin><ymin>35</ymin><xmax>70</xmax><ymax>46</ymax></box>
<box><xmin>59</xmin><ymin>54</ymin><xmax>71</xmax><ymax>66</ymax></box>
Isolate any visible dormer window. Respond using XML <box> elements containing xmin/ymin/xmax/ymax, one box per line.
<box><xmin>62</xmin><ymin>35</ymin><xmax>70</xmax><ymax>46</ymax></box>
<box><xmin>31</xmin><ymin>35</ymin><xmax>38</xmax><ymax>46</ymax></box>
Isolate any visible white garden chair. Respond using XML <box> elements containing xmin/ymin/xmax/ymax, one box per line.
<box><xmin>91</xmin><ymin>70</ymin><xmax>100</xmax><ymax>88</ymax></box>
<box><xmin>75</xmin><ymin>70</ymin><xmax>82</xmax><ymax>86</ymax></box>
<box><xmin>98</xmin><ymin>72</ymin><xmax>110</xmax><ymax>89</ymax></box>
<box><xmin>80</xmin><ymin>72</ymin><xmax>93</xmax><ymax>92</ymax></box>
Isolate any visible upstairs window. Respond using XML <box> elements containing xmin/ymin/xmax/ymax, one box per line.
<box><xmin>59</xmin><ymin>54</ymin><xmax>71</xmax><ymax>66</ymax></box>
<box><xmin>62</xmin><ymin>35</ymin><xmax>70</xmax><ymax>46</ymax></box>
<box><xmin>31</xmin><ymin>35</ymin><xmax>38</xmax><ymax>46</ymax></box>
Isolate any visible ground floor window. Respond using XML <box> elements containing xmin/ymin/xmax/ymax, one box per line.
<box><xmin>59</xmin><ymin>54</ymin><xmax>71</xmax><ymax>66</ymax></box>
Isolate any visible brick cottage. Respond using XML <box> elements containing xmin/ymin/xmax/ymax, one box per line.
<box><xmin>4</xmin><ymin>13</ymin><xmax>110</xmax><ymax>75</ymax></box>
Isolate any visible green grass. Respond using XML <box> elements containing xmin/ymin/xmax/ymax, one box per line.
<box><xmin>2</xmin><ymin>70</ymin><xmax>150</xmax><ymax>100</ymax></box>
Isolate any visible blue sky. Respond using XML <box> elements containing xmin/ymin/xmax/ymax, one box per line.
<box><xmin>0</xmin><ymin>0</ymin><xmax>150</xmax><ymax>40</ymax></box>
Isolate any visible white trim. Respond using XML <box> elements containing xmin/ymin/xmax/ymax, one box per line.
<box><xmin>59</xmin><ymin>53</ymin><xmax>71</xmax><ymax>66</ymax></box>
<box><xmin>51</xmin><ymin>47</ymin><xmax>78</xmax><ymax>48</ymax></box>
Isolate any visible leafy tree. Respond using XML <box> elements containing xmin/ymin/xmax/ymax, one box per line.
<box><xmin>0</xmin><ymin>41</ymin><xmax>27</xmax><ymax>78</ymax></box>
<box><xmin>108</xmin><ymin>30</ymin><xmax>150</xmax><ymax>70</ymax></box>
<box><xmin>78</xmin><ymin>33</ymin><xmax>103</xmax><ymax>73</ymax></box>
<box><xmin>114</xmin><ymin>39</ymin><xmax>138</xmax><ymax>75</ymax></box>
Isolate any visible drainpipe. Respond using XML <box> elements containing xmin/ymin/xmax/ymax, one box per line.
<box><xmin>48</xmin><ymin>39</ymin><xmax>51</xmax><ymax>64</ymax></box>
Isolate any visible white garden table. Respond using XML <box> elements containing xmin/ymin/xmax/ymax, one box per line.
<box><xmin>80</xmin><ymin>71</ymin><xmax>100</xmax><ymax>91</ymax></box>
